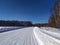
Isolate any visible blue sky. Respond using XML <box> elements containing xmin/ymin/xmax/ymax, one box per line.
<box><xmin>0</xmin><ymin>0</ymin><xmax>56</xmax><ymax>23</ymax></box>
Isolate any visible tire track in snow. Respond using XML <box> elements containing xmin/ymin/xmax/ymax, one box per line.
<box><xmin>0</xmin><ymin>27</ymin><xmax>38</xmax><ymax>45</ymax></box>
<box><xmin>39</xmin><ymin>28</ymin><xmax>60</xmax><ymax>44</ymax></box>
<box><xmin>33</xmin><ymin>27</ymin><xmax>60</xmax><ymax>45</ymax></box>
<box><xmin>33</xmin><ymin>27</ymin><xmax>44</xmax><ymax>45</ymax></box>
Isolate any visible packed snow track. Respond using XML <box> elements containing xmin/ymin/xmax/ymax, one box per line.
<box><xmin>0</xmin><ymin>27</ymin><xmax>60</xmax><ymax>45</ymax></box>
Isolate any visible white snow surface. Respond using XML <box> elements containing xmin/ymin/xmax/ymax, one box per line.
<box><xmin>0</xmin><ymin>27</ymin><xmax>60</xmax><ymax>45</ymax></box>
<box><xmin>0</xmin><ymin>26</ymin><xmax>19</xmax><ymax>29</ymax></box>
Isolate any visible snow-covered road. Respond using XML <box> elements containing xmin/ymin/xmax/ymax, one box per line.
<box><xmin>0</xmin><ymin>27</ymin><xmax>60</xmax><ymax>45</ymax></box>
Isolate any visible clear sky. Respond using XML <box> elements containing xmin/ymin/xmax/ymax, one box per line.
<box><xmin>0</xmin><ymin>0</ymin><xmax>56</xmax><ymax>24</ymax></box>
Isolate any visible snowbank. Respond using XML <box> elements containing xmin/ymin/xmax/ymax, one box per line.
<box><xmin>40</xmin><ymin>27</ymin><xmax>60</xmax><ymax>33</ymax></box>
<box><xmin>34</xmin><ymin>27</ymin><xmax>60</xmax><ymax>45</ymax></box>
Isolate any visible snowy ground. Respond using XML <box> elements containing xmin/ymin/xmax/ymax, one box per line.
<box><xmin>0</xmin><ymin>27</ymin><xmax>60</xmax><ymax>45</ymax></box>
<box><xmin>0</xmin><ymin>26</ymin><xmax>24</xmax><ymax>33</ymax></box>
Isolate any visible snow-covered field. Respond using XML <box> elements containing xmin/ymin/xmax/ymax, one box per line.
<box><xmin>0</xmin><ymin>27</ymin><xmax>60</xmax><ymax>45</ymax></box>
<box><xmin>0</xmin><ymin>27</ymin><xmax>24</xmax><ymax>33</ymax></box>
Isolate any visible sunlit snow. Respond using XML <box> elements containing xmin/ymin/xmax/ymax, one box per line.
<box><xmin>0</xmin><ymin>27</ymin><xmax>60</xmax><ymax>45</ymax></box>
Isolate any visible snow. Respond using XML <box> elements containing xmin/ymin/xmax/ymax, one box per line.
<box><xmin>40</xmin><ymin>27</ymin><xmax>60</xmax><ymax>33</ymax></box>
<box><xmin>0</xmin><ymin>27</ymin><xmax>38</xmax><ymax>45</ymax></box>
<box><xmin>34</xmin><ymin>27</ymin><xmax>60</xmax><ymax>45</ymax></box>
<box><xmin>0</xmin><ymin>27</ymin><xmax>60</xmax><ymax>45</ymax></box>
<box><xmin>0</xmin><ymin>27</ymin><xmax>23</xmax><ymax>33</ymax></box>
